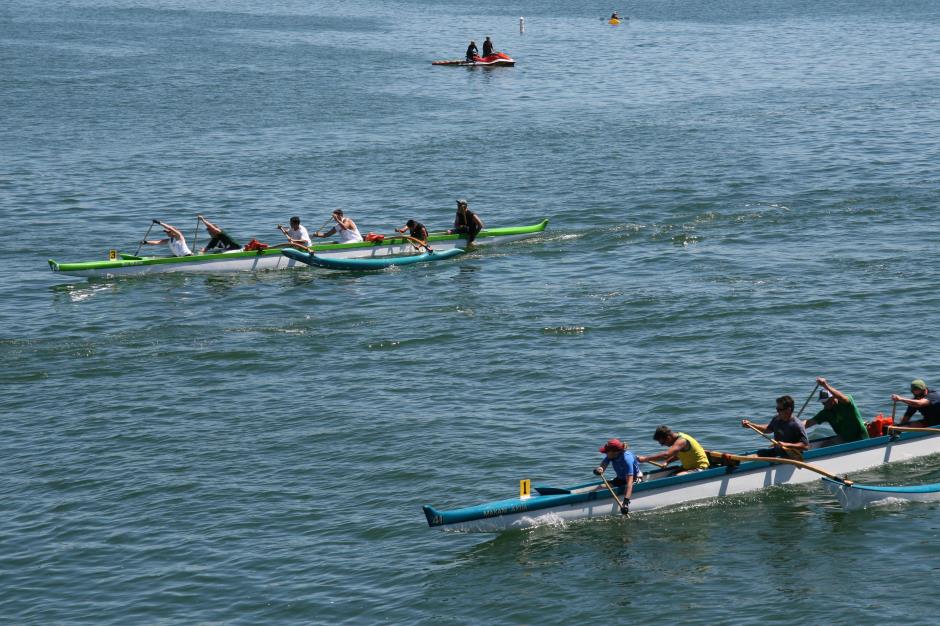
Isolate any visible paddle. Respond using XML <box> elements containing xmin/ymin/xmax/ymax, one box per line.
<box><xmin>598</xmin><ymin>474</ymin><xmax>629</xmax><ymax>515</ymax></box>
<box><xmin>397</xmin><ymin>233</ymin><xmax>433</xmax><ymax>252</ymax></box>
<box><xmin>134</xmin><ymin>219</ymin><xmax>159</xmax><ymax>256</ymax></box>
<box><xmin>275</xmin><ymin>224</ymin><xmax>300</xmax><ymax>246</ymax></box>
<box><xmin>796</xmin><ymin>383</ymin><xmax>820</xmax><ymax>420</ymax></box>
<box><xmin>888</xmin><ymin>425</ymin><xmax>940</xmax><ymax>434</ymax></box>
<box><xmin>709</xmin><ymin>450</ymin><xmax>853</xmax><ymax>485</ymax></box>
<box><xmin>743</xmin><ymin>421</ymin><xmax>804</xmax><ymax>460</ymax></box>
<box><xmin>891</xmin><ymin>399</ymin><xmax>897</xmax><ymax>422</ymax></box>
<box><xmin>643</xmin><ymin>459</ymin><xmax>669</xmax><ymax>469</ymax></box>
<box><xmin>191</xmin><ymin>216</ymin><xmax>203</xmax><ymax>254</ymax></box>
<box><xmin>312</xmin><ymin>216</ymin><xmax>334</xmax><ymax>239</ymax></box>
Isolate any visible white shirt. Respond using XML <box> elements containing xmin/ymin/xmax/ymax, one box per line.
<box><xmin>288</xmin><ymin>225</ymin><xmax>311</xmax><ymax>245</ymax></box>
<box><xmin>168</xmin><ymin>236</ymin><xmax>192</xmax><ymax>257</ymax></box>
<box><xmin>336</xmin><ymin>220</ymin><xmax>363</xmax><ymax>243</ymax></box>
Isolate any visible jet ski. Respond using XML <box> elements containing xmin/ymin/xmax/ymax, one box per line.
<box><xmin>432</xmin><ymin>52</ymin><xmax>515</xmax><ymax>67</ymax></box>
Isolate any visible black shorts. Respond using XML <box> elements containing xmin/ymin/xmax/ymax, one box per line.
<box><xmin>757</xmin><ymin>447</ymin><xmax>794</xmax><ymax>458</ymax></box>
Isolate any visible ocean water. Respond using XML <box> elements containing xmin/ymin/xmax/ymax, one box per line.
<box><xmin>2</xmin><ymin>0</ymin><xmax>940</xmax><ymax>623</ymax></box>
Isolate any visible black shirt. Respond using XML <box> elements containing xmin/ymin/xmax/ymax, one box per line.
<box><xmin>903</xmin><ymin>389</ymin><xmax>940</xmax><ymax>425</ymax></box>
<box><xmin>454</xmin><ymin>210</ymin><xmax>481</xmax><ymax>233</ymax></box>
<box><xmin>408</xmin><ymin>221</ymin><xmax>428</xmax><ymax>240</ymax></box>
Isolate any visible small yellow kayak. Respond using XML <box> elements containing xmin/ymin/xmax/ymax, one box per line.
<box><xmin>609</xmin><ymin>18</ymin><xmax>620</xmax><ymax>25</ymax></box>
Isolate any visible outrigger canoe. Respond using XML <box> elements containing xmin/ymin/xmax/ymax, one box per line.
<box><xmin>48</xmin><ymin>219</ymin><xmax>547</xmax><ymax>279</ymax></box>
<box><xmin>423</xmin><ymin>427</ymin><xmax>940</xmax><ymax>532</ymax></box>
<box><xmin>282</xmin><ymin>247</ymin><xmax>464</xmax><ymax>270</ymax></box>
<box><xmin>822</xmin><ymin>477</ymin><xmax>940</xmax><ymax>510</ymax></box>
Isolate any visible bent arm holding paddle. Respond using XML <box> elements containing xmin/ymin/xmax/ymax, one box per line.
<box><xmin>742</xmin><ymin>420</ymin><xmax>806</xmax><ymax>459</ymax></box>
<box><xmin>740</xmin><ymin>394</ymin><xmax>808</xmax><ymax>460</ymax></box>
<box><xmin>892</xmin><ymin>378</ymin><xmax>935</xmax><ymax>425</ymax></box>
<box><xmin>142</xmin><ymin>220</ymin><xmax>181</xmax><ymax>245</ymax></box>
<box><xmin>598</xmin><ymin>473</ymin><xmax>630</xmax><ymax>515</ymax></box>
<box><xmin>395</xmin><ymin>219</ymin><xmax>433</xmax><ymax>251</ymax></box>
<box><xmin>593</xmin><ymin>463</ymin><xmax>635</xmax><ymax>511</ymax></box>
<box><xmin>637</xmin><ymin>437</ymin><xmax>686</xmax><ymax>467</ymax></box>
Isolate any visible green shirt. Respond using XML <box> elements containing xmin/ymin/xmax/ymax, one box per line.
<box><xmin>810</xmin><ymin>394</ymin><xmax>869</xmax><ymax>442</ymax></box>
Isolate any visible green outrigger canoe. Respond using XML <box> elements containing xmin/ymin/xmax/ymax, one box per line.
<box><xmin>48</xmin><ymin>219</ymin><xmax>549</xmax><ymax>279</ymax></box>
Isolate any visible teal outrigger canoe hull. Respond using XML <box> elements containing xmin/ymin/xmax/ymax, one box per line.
<box><xmin>48</xmin><ymin>219</ymin><xmax>548</xmax><ymax>278</ymax></box>
<box><xmin>282</xmin><ymin>247</ymin><xmax>464</xmax><ymax>270</ymax></box>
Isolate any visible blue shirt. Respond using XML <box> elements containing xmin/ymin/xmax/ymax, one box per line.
<box><xmin>600</xmin><ymin>451</ymin><xmax>640</xmax><ymax>480</ymax></box>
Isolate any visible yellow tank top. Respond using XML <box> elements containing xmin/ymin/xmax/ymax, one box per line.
<box><xmin>676</xmin><ymin>432</ymin><xmax>709</xmax><ymax>470</ymax></box>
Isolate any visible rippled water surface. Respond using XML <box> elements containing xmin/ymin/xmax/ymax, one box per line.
<box><xmin>2</xmin><ymin>0</ymin><xmax>940</xmax><ymax>623</ymax></box>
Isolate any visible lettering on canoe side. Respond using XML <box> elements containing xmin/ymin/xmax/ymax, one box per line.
<box><xmin>483</xmin><ymin>503</ymin><xmax>530</xmax><ymax>518</ymax></box>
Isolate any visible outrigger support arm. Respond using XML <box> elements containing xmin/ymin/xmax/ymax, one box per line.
<box><xmin>709</xmin><ymin>450</ymin><xmax>852</xmax><ymax>485</ymax></box>
<box><xmin>888</xmin><ymin>425</ymin><xmax>940</xmax><ymax>434</ymax></box>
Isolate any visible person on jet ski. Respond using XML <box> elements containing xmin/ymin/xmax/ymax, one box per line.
<box><xmin>466</xmin><ymin>40</ymin><xmax>478</xmax><ymax>62</ymax></box>
<box><xmin>482</xmin><ymin>36</ymin><xmax>494</xmax><ymax>57</ymax></box>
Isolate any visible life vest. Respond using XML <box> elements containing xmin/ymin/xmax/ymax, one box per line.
<box><xmin>243</xmin><ymin>239</ymin><xmax>269</xmax><ymax>251</ymax></box>
<box><xmin>866</xmin><ymin>413</ymin><xmax>894</xmax><ymax>437</ymax></box>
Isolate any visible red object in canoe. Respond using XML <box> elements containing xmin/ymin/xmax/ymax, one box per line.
<box><xmin>432</xmin><ymin>52</ymin><xmax>515</xmax><ymax>67</ymax></box>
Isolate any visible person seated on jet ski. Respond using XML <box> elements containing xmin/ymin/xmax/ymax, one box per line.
<box><xmin>466</xmin><ymin>40</ymin><xmax>479</xmax><ymax>62</ymax></box>
<box><xmin>482</xmin><ymin>36</ymin><xmax>494</xmax><ymax>58</ymax></box>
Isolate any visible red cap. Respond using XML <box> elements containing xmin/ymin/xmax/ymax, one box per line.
<box><xmin>599</xmin><ymin>438</ymin><xmax>625</xmax><ymax>453</ymax></box>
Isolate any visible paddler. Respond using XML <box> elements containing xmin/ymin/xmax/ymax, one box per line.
<box><xmin>395</xmin><ymin>219</ymin><xmax>432</xmax><ymax>250</ymax></box>
<box><xmin>741</xmin><ymin>394</ymin><xmax>809</xmax><ymax>457</ymax></box>
<box><xmin>482</xmin><ymin>36</ymin><xmax>494</xmax><ymax>58</ymax></box>
<box><xmin>611</xmin><ymin>11</ymin><xmax>620</xmax><ymax>20</ymax></box>
<box><xmin>448</xmin><ymin>199</ymin><xmax>484</xmax><ymax>245</ymax></box>
<box><xmin>637</xmin><ymin>425</ymin><xmax>710</xmax><ymax>475</ymax></box>
<box><xmin>804</xmin><ymin>377</ymin><xmax>869</xmax><ymax>443</ymax></box>
<box><xmin>141</xmin><ymin>220</ymin><xmax>192</xmax><ymax>257</ymax></box>
<box><xmin>593</xmin><ymin>438</ymin><xmax>641</xmax><ymax>513</ymax></box>
<box><xmin>197</xmin><ymin>215</ymin><xmax>241</xmax><ymax>253</ymax></box>
<box><xmin>892</xmin><ymin>378</ymin><xmax>940</xmax><ymax>426</ymax></box>
<box><xmin>466</xmin><ymin>40</ymin><xmax>478</xmax><ymax>62</ymax></box>
<box><xmin>277</xmin><ymin>216</ymin><xmax>312</xmax><ymax>247</ymax></box>
<box><xmin>314</xmin><ymin>209</ymin><xmax>363</xmax><ymax>244</ymax></box>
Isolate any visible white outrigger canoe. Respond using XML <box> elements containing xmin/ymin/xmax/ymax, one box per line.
<box><xmin>822</xmin><ymin>477</ymin><xmax>940</xmax><ymax>510</ymax></box>
<box><xmin>423</xmin><ymin>427</ymin><xmax>940</xmax><ymax>532</ymax></box>
<box><xmin>48</xmin><ymin>220</ymin><xmax>548</xmax><ymax>279</ymax></box>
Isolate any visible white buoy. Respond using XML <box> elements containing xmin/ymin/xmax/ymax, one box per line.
<box><xmin>519</xmin><ymin>16</ymin><xmax>525</xmax><ymax>34</ymax></box>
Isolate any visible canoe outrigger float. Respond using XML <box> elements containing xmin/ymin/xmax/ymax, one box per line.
<box><xmin>423</xmin><ymin>427</ymin><xmax>940</xmax><ymax>532</ymax></box>
<box><xmin>822</xmin><ymin>477</ymin><xmax>940</xmax><ymax>510</ymax></box>
<box><xmin>48</xmin><ymin>219</ymin><xmax>548</xmax><ymax>279</ymax></box>
<box><xmin>282</xmin><ymin>247</ymin><xmax>464</xmax><ymax>270</ymax></box>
